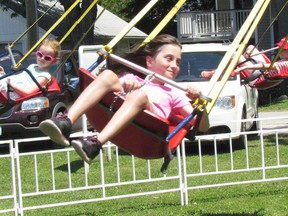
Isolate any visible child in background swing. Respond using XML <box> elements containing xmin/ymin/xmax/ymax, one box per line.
<box><xmin>201</xmin><ymin>37</ymin><xmax>288</xmax><ymax>88</ymax></box>
<box><xmin>0</xmin><ymin>38</ymin><xmax>61</xmax><ymax>99</ymax></box>
<box><xmin>234</xmin><ymin>37</ymin><xmax>288</xmax><ymax>76</ymax></box>
<box><xmin>39</xmin><ymin>34</ymin><xmax>201</xmax><ymax>164</ymax></box>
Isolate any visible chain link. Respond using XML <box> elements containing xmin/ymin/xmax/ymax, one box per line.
<box><xmin>108</xmin><ymin>74</ymin><xmax>155</xmax><ymax>116</ymax></box>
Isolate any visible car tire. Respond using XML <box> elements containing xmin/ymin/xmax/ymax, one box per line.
<box><xmin>250</xmin><ymin>105</ymin><xmax>259</xmax><ymax>131</ymax></box>
<box><xmin>49</xmin><ymin>106</ymin><xmax>68</xmax><ymax>149</ymax></box>
<box><xmin>249</xmin><ymin>106</ymin><xmax>260</xmax><ymax>140</ymax></box>
<box><xmin>236</xmin><ymin>108</ymin><xmax>247</xmax><ymax>148</ymax></box>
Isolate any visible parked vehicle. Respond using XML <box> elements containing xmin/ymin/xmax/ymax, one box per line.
<box><xmin>175</xmin><ymin>43</ymin><xmax>259</xmax><ymax>143</ymax></box>
<box><xmin>0</xmin><ymin>50</ymin><xmax>81</xmax><ymax>140</ymax></box>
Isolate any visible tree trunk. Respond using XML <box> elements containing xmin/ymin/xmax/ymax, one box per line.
<box><xmin>81</xmin><ymin>0</ymin><xmax>97</xmax><ymax>45</ymax></box>
<box><xmin>59</xmin><ymin>0</ymin><xmax>97</xmax><ymax>46</ymax></box>
<box><xmin>25</xmin><ymin>0</ymin><xmax>38</xmax><ymax>50</ymax></box>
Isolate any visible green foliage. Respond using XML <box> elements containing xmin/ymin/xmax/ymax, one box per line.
<box><xmin>0</xmin><ymin>0</ymin><xmax>9</xmax><ymax>5</ymax></box>
<box><xmin>258</xmin><ymin>79</ymin><xmax>288</xmax><ymax>106</ymax></box>
<box><xmin>259</xmin><ymin>97</ymin><xmax>288</xmax><ymax>112</ymax></box>
<box><xmin>182</xmin><ymin>0</ymin><xmax>215</xmax><ymax>11</ymax></box>
<box><xmin>0</xmin><ymin>0</ymin><xmax>22</xmax><ymax>17</ymax></box>
<box><xmin>2</xmin><ymin>0</ymin><xmax>216</xmax><ymax>38</ymax></box>
<box><xmin>99</xmin><ymin>0</ymin><xmax>215</xmax><ymax>35</ymax></box>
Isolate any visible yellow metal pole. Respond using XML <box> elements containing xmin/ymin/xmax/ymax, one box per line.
<box><xmin>15</xmin><ymin>0</ymin><xmax>81</xmax><ymax>69</ymax></box>
<box><xmin>267</xmin><ymin>34</ymin><xmax>288</xmax><ymax>73</ymax></box>
<box><xmin>206</xmin><ymin>0</ymin><xmax>271</xmax><ymax>113</ymax></box>
<box><xmin>53</xmin><ymin>7</ymin><xmax>106</xmax><ymax>76</ymax></box>
<box><xmin>206</xmin><ymin>0</ymin><xmax>270</xmax><ymax>114</ymax></box>
<box><xmin>59</xmin><ymin>0</ymin><xmax>98</xmax><ymax>44</ymax></box>
<box><xmin>142</xmin><ymin>0</ymin><xmax>187</xmax><ymax>44</ymax></box>
<box><xmin>107</xmin><ymin>0</ymin><xmax>160</xmax><ymax>49</ymax></box>
<box><xmin>206</xmin><ymin>0</ymin><xmax>266</xmax><ymax>90</ymax></box>
<box><xmin>87</xmin><ymin>0</ymin><xmax>160</xmax><ymax>71</ymax></box>
<box><xmin>9</xmin><ymin>1</ymin><xmax>58</xmax><ymax>49</ymax></box>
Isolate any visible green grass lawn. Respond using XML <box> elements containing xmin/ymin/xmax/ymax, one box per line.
<box><xmin>1</xmin><ymin>100</ymin><xmax>288</xmax><ymax>215</ymax></box>
<box><xmin>22</xmin><ymin>183</ymin><xmax>288</xmax><ymax>216</ymax></box>
<box><xmin>259</xmin><ymin>98</ymin><xmax>288</xmax><ymax>112</ymax></box>
<box><xmin>1</xmin><ymin>133</ymin><xmax>288</xmax><ymax>216</ymax></box>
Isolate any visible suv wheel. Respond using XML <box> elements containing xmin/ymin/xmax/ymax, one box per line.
<box><xmin>236</xmin><ymin>108</ymin><xmax>247</xmax><ymax>148</ymax></box>
<box><xmin>49</xmin><ymin>104</ymin><xmax>68</xmax><ymax>149</ymax></box>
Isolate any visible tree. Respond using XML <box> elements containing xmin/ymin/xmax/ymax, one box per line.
<box><xmin>0</xmin><ymin>0</ymin><xmax>97</xmax><ymax>47</ymax></box>
<box><xmin>0</xmin><ymin>0</ymin><xmax>38</xmax><ymax>50</ymax></box>
<box><xmin>59</xmin><ymin>0</ymin><xmax>97</xmax><ymax>45</ymax></box>
<box><xmin>1</xmin><ymin>0</ymin><xmax>213</xmax><ymax>45</ymax></box>
<box><xmin>25</xmin><ymin>0</ymin><xmax>38</xmax><ymax>49</ymax></box>
<box><xmin>99</xmin><ymin>0</ymin><xmax>215</xmax><ymax>35</ymax></box>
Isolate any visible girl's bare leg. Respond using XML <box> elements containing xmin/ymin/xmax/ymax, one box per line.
<box><xmin>71</xmin><ymin>88</ymin><xmax>150</xmax><ymax>164</ymax></box>
<box><xmin>97</xmin><ymin>89</ymin><xmax>149</xmax><ymax>144</ymax></box>
<box><xmin>67</xmin><ymin>70</ymin><xmax>122</xmax><ymax>124</ymax></box>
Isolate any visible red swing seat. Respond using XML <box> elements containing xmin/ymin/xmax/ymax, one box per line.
<box><xmin>78</xmin><ymin>68</ymin><xmax>195</xmax><ymax>159</ymax></box>
<box><xmin>0</xmin><ymin>76</ymin><xmax>61</xmax><ymax>106</ymax></box>
<box><xmin>241</xmin><ymin>49</ymin><xmax>287</xmax><ymax>90</ymax></box>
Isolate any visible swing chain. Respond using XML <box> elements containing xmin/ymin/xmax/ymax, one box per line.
<box><xmin>108</xmin><ymin>91</ymin><xmax>126</xmax><ymax>116</ymax></box>
<box><xmin>108</xmin><ymin>73</ymin><xmax>155</xmax><ymax>116</ymax></box>
<box><xmin>143</xmin><ymin>73</ymin><xmax>156</xmax><ymax>85</ymax></box>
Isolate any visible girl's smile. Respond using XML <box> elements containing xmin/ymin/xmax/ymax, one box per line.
<box><xmin>146</xmin><ymin>44</ymin><xmax>182</xmax><ymax>84</ymax></box>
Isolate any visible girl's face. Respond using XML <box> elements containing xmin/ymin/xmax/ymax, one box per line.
<box><xmin>146</xmin><ymin>44</ymin><xmax>181</xmax><ymax>82</ymax></box>
<box><xmin>36</xmin><ymin>45</ymin><xmax>56</xmax><ymax>69</ymax></box>
<box><xmin>280</xmin><ymin>49</ymin><xmax>288</xmax><ymax>60</ymax></box>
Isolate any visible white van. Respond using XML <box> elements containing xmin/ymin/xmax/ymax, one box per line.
<box><xmin>176</xmin><ymin>43</ymin><xmax>259</xmax><ymax>142</ymax></box>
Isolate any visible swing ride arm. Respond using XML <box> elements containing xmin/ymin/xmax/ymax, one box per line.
<box><xmin>110</xmin><ymin>52</ymin><xmax>210</xmax><ymax>122</ymax></box>
<box><xmin>87</xmin><ymin>0</ymin><xmax>162</xmax><ymax>72</ymax></box>
<box><xmin>70</xmin><ymin>0</ymin><xmax>164</xmax><ymax>88</ymax></box>
<box><xmin>86</xmin><ymin>0</ymin><xmax>188</xmax><ymax>72</ymax></box>
<box><xmin>205</xmin><ymin>0</ymin><xmax>271</xmax><ymax>114</ymax></box>
<box><xmin>80</xmin><ymin>0</ymin><xmax>211</xmax><ymax>146</ymax></box>
<box><xmin>75</xmin><ymin>0</ymin><xmax>276</xmax><ymax>174</ymax></box>
<box><xmin>95</xmin><ymin>0</ymin><xmax>272</xmax><ymax>151</ymax></box>
<box><xmin>14</xmin><ymin>0</ymin><xmax>82</xmax><ymax>69</ymax></box>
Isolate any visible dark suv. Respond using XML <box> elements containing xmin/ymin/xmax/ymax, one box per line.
<box><xmin>0</xmin><ymin>50</ymin><xmax>80</xmax><ymax>140</ymax></box>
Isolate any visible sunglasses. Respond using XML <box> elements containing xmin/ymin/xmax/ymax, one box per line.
<box><xmin>36</xmin><ymin>50</ymin><xmax>56</xmax><ymax>62</ymax></box>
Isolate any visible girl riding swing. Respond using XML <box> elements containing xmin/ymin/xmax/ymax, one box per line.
<box><xmin>39</xmin><ymin>34</ymin><xmax>202</xmax><ymax>166</ymax></box>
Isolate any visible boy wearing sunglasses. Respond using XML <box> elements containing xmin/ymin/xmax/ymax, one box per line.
<box><xmin>0</xmin><ymin>38</ymin><xmax>61</xmax><ymax>99</ymax></box>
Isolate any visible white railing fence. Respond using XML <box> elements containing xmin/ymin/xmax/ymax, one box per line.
<box><xmin>177</xmin><ymin>9</ymin><xmax>251</xmax><ymax>42</ymax></box>
<box><xmin>0</xmin><ymin>140</ymin><xmax>17</xmax><ymax>215</ymax></box>
<box><xmin>1</xmin><ymin>115</ymin><xmax>288</xmax><ymax>215</ymax></box>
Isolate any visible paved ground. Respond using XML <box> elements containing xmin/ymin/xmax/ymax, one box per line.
<box><xmin>259</xmin><ymin>111</ymin><xmax>288</xmax><ymax>130</ymax></box>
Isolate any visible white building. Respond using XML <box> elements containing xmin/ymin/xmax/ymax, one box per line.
<box><xmin>0</xmin><ymin>1</ymin><xmax>147</xmax><ymax>53</ymax></box>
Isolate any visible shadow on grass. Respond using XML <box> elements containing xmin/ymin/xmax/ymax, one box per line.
<box><xmin>183</xmin><ymin>139</ymin><xmax>246</xmax><ymax>156</ymax></box>
<box><xmin>56</xmin><ymin>159</ymin><xmax>85</xmax><ymax>173</ymax></box>
<box><xmin>201</xmin><ymin>212</ymin><xmax>264</xmax><ymax>216</ymax></box>
<box><xmin>263</xmin><ymin>134</ymin><xmax>288</xmax><ymax>146</ymax></box>
<box><xmin>0</xmin><ymin>145</ymin><xmax>9</xmax><ymax>155</ymax></box>
<box><xmin>183</xmin><ymin>131</ymin><xmax>288</xmax><ymax>156</ymax></box>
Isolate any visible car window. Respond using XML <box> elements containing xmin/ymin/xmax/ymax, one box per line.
<box><xmin>176</xmin><ymin>51</ymin><xmax>236</xmax><ymax>82</ymax></box>
<box><xmin>62</xmin><ymin>53</ymin><xmax>79</xmax><ymax>78</ymax></box>
<box><xmin>52</xmin><ymin>52</ymin><xmax>79</xmax><ymax>83</ymax></box>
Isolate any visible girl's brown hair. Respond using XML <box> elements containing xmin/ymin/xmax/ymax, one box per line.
<box><xmin>109</xmin><ymin>34</ymin><xmax>181</xmax><ymax>77</ymax></box>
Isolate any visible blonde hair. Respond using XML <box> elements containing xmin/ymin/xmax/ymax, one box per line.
<box><xmin>38</xmin><ymin>38</ymin><xmax>61</xmax><ymax>59</ymax></box>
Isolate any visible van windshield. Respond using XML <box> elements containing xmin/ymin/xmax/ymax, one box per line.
<box><xmin>176</xmin><ymin>51</ymin><xmax>236</xmax><ymax>82</ymax></box>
